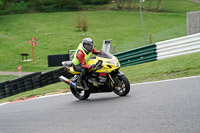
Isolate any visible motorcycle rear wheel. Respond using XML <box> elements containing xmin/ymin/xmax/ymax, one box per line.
<box><xmin>113</xmin><ymin>75</ymin><xmax>130</xmax><ymax>96</ymax></box>
<box><xmin>70</xmin><ymin>87</ymin><xmax>90</xmax><ymax>100</ymax></box>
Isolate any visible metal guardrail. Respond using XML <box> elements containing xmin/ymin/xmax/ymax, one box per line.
<box><xmin>156</xmin><ymin>32</ymin><xmax>200</xmax><ymax>60</ymax></box>
<box><xmin>114</xmin><ymin>44</ymin><xmax>157</xmax><ymax>67</ymax></box>
<box><xmin>114</xmin><ymin>32</ymin><xmax>200</xmax><ymax>67</ymax></box>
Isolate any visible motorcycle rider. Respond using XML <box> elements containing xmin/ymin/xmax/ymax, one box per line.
<box><xmin>71</xmin><ymin>38</ymin><xmax>101</xmax><ymax>90</ymax></box>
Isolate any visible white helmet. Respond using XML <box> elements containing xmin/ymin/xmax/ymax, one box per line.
<box><xmin>82</xmin><ymin>38</ymin><xmax>94</xmax><ymax>52</ymax></box>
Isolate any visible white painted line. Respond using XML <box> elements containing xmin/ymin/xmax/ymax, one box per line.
<box><xmin>0</xmin><ymin>92</ymin><xmax>72</xmax><ymax>107</ymax></box>
<box><xmin>33</xmin><ymin>92</ymin><xmax>72</xmax><ymax>100</ymax></box>
<box><xmin>0</xmin><ymin>102</ymin><xmax>10</xmax><ymax>106</ymax></box>
<box><xmin>132</xmin><ymin>75</ymin><xmax>200</xmax><ymax>86</ymax></box>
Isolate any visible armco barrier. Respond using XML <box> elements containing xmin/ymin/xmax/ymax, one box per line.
<box><xmin>114</xmin><ymin>44</ymin><xmax>157</xmax><ymax>67</ymax></box>
<box><xmin>156</xmin><ymin>32</ymin><xmax>200</xmax><ymax>60</ymax></box>
<box><xmin>114</xmin><ymin>32</ymin><xmax>200</xmax><ymax>67</ymax></box>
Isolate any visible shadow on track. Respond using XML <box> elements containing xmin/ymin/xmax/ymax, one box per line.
<box><xmin>70</xmin><ymin>94</ymin><xmax>131</xmax><ymax>105</ymax></box>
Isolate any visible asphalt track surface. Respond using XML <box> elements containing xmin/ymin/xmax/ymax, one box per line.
<box><xmin>0</xmin><ymin>76</ymin><xmax>200</xmax><ymax>133</ymax></box>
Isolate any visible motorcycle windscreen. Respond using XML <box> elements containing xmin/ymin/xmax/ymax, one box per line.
<box><xmin>96</xmin><ymin>51</ymin><xmax>113</xmax><ymax>59</ymax></box>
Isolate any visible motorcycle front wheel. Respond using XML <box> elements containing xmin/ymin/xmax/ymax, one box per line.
<box><xmin>113</xmin><ymin>75</ymin><xmax>130</xmax><ymax>96</ymax></box>
<box><xmin>70</xmin><ymin>87</ymin><xmax>90</xmax><ymax>100</ymax></box>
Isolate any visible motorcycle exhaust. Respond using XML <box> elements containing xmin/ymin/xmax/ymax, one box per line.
<box><xmin>59</xmin><ymin>76</ymin><xmax>77</xmax><ymax>89</ymax></box>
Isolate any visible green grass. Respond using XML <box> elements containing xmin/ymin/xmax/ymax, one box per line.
<box><xmin>122</xmin><ymin>52</ymin><xmax>200</xmax><ymax>83</ymax></box>
<box><xmin>116</xmin><ymin>24</ymin><xmax>186</xmax><ymax>51</ymax></box>
<box><xmin>0</xmin><ymin>11</ymin><xmax>188</xmax><ymax>72</ymax></box>
<box><xmin>0</xmin><ymin>75</ymin><xmax>19</xmax><ymax>82</ymax></box>
<box><xmin>0</xmin><ymin>0</ymin><xmax>199</xmax><ymax>72</ymax></box>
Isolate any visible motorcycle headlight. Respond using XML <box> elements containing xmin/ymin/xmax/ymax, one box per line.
<box><xmin>114</xmin><ymin>58</ymin><xmax>119</xmax><ymax>67</ymax></box>
<box><xmin>107</xmin><ymin>58</ymin><xmax>119</xmax><ymax>67</ymax></box>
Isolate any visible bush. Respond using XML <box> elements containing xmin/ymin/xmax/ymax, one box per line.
<box><xmin>44</xmin><ymin>0</ymin><xmax>54</xmax><ymax>6</ymax></box>
<box><xmin>76</xmin><ymin>15</ymin><xmax>88</xmax><ymax>35</ymax></box>
<box><xmin>0</xmin><ymin>1</ymin><xmax>3</xmax><ymax>9</ymax></box>
<box><xmin>27</xmin><ymin>0</ymin><xmax>43</xmax><ymax>10</ymax></box>
<box><xmin>53</xmin><ymin>0</ymin><xmax>62</xmax><ymax>8</ymax></box>
<box><xmin>80</xmin><ymin>0</ymin><xmax>111</xmax><ymax>5</ymax></box>
<box><xmin>54</xmin><ymin>0</ymin><xmax>70</xmax><ymax>9</ymax></box>
<box><xmin>27</xmin><ymin>0</ymin><xmax>55</xmax><ymax>11</ymax></box>
<box><xmin>54</xmin><ymin>0</ymin><xmax>81</xmax><ymax>9</ymax></box>
<box><xmin>0</xmin><ymin>0</ymin><xmax>6</xmax><ymax>10</ymax></box>
<box><xmin>67</xmin><ymin>0</ymin><xmax>81</xmax><ymax>9</ymax></box>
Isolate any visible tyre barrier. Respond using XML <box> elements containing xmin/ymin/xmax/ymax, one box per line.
<box><xmin>0</xmin><ymin>67</ymin><xmax>73</xmax><ymax>99</ymax></box>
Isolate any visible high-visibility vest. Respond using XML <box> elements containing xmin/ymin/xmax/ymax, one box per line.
<box><xmin>72</xmin><ymin>43</ymin><xmax>92</xmax><ymax>65</ymax></box>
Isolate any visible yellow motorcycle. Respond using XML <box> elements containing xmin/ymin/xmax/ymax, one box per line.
<box><xmin>59</xmin><ymin>51</ymin><xmax>130</xmax><ymax>100</ymax></box>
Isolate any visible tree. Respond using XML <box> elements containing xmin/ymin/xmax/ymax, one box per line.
<box><xmin>0</xmin><ymin>0</ymin><xmax>7</xmax><ymax>10</ymax></box>
<box><xmin>76</xmin><ymin>16</ymin><xmax>82</xmax><ymax>31</ymax></box>
<box><xmin>0</xmin><ymin>0</ymin><xmax>3</xmax><ymax>9</ymax></box>
<box><xmin>67</xmin><ymin>0</ymin><xmax>81</xmax><ymax>9</ymax></box>
<box><xmin>54</xmin><ymin>0</ymin><xmax>69</xmax><ymax>9</ymax></box>
<box><xmin>133</xmin><ymin>0</ymin><xmax>137</xmax><ymax>9</ymax></box>
<box><xmin>115</xmin><ymin>0</ymin><xmax>125</xmax><ymax>9</ymax></box>
<box><xmin>157</xmin><ymin>0</ymin><xmax>161</xmax><ymax>11</ymax></box>
<box><xmin>13</xmin><ymin>0</ymin><xmax>17</xmax><ymax>7</ymax></box>
<box><xmin>54</xmin><ymin>0</ymin><xmax>81</xmax><ymax>9</ymax></box>
<box><xmin>75</xmin><ymin>15</ymin><xmax>88</xmax><ymax>36</ymax></box>
<box><xmin>81</xmin><ymin>16</ymin><xmax>88</xmax><ymax>36</ymax></box>
<box><xmin>41</xmin><ymin>0</ymin><xmax>45</xmax><ymax>9</ymax></box>
<box><xmin>148</xmin><ymin>0</ymin><xmax>152</xmax><ymax>10</ymax></box>
<box><xmin>27</xmin><ymin>0</ymin><xmax>43</xmax><ymax>10</ymax></box>
<box><xmin>127</xmin><ymin>0</ymin><xmax>132</xmax><ymax>9</ymax></box>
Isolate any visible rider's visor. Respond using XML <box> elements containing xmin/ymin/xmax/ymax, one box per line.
<box><xmin>86</xmin><ymin>45</ymin><xmax>93</xmax><ymax>51</ymax></box>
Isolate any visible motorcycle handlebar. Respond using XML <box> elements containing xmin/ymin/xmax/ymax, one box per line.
<box><xmin>94</xmin><ymin>60</ymin><xmax>103</xmax><ymax>71</ymax></box>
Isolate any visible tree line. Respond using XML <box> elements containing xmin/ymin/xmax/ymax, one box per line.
<box><xmin>115</xmin><ymin>0</ymin><xmax>162</xmax><ymax>11</ymax></box>
<box><xmin>0</xmin><ymin>0</ymin><xmax>111</xmax><ymax>10</ymax></box>
<box><xmin>0</xmin><ymin>0</ymin><xmax>162</xmax><ymax>11</ymax></box>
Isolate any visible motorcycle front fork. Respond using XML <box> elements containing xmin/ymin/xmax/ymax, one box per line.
<box><xmin>108</xmin><ymin>74</ymin><xmax>122</xmax><ymax>90</ymax></box>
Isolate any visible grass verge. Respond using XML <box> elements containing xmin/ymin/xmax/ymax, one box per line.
<box><xmin>122</xmin><ymin>52</ymin><xmax>200</xmax><ymax>83</ymax></box>
<box><xmin>0</xmin><ymin>75</ymin><xmax>19</xmax><ymax>83</ymax></box>
<box><xmin>0</xmin><ymin>11</ymin><xmax>187</xmax><ymax>72</ymax></box>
